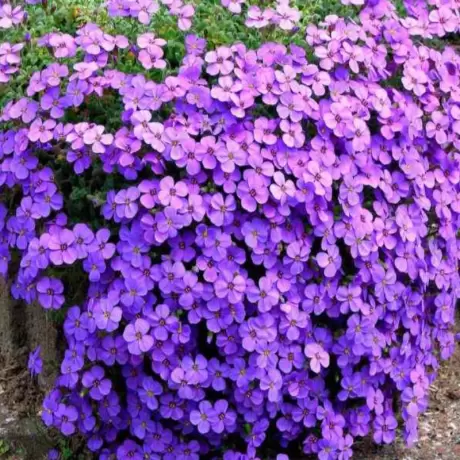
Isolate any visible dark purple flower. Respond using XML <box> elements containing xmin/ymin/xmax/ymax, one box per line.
<box><xmin>48</xmin><ymin>229</ymin><xmax>77</xmax><ymax>265</ymax></box>
<box><xmin>123</xmin><ymin>319</ymin><xmax>153</xmax><ymax>355</ymax></box>
<box><xmin>373</xmin><ymin>413</ymin><xmax>397</xmax><ymax>444</ymax></box>
<box><xmin>55</xmin><ymin>404</ymin><xmax>78</xmax><ymax>436</ymax></box>
<box><xmin>28</xmin><ymin>346</ymin><xmax>43</xmax><ymax>376</ymax></box>
<box><xmin>82</xmin><ymin>366</ymin><xmax>112</xmax><ymax>401</ymax></box>
<box><xmin>36</xmin><ymin>277</ymin><xmax>64</xmax><ymax>310</ymax></box>
<box><xmin>93</xmin><ymin>296</ymin><xmax>122</xmax><ymax>332</ymax></box>
<box><xmin>190</xmin><ymin>400</ymin><xmax>217</xmax><ymax>434</ymax></box>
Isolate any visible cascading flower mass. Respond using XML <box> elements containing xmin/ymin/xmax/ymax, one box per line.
<box><xmin>1</xmin><ymin>0</ymin><xmax>460</xmax><ymax>458</ymax></box>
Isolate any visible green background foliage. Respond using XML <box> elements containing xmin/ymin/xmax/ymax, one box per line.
<box><xmin>0</xmin><ymin>0</ymin><xmax>357</xmax><ymax>108</ymax></box>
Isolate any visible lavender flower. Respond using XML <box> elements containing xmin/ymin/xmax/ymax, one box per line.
<box><xmin>28</xmin><ymin>346</ymin><xmax>43</xmax><ymax>376</ymax></box>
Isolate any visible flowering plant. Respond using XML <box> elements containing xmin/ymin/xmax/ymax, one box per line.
<box><xmin>1</xmin><ymin>0</ymin><xmax>460</xmax><ymax>458</ymax></box>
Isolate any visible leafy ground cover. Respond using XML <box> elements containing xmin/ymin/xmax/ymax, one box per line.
<box><xmin>1</xmin><ymin>0</ymin><xmax>353</xmax><ymax>104</ymax></box>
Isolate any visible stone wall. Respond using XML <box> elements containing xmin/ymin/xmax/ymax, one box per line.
<box><xmin>0</xmin><ymin>278</ymin><xmax>59</xmax><ymax>458</ymax></box>
<box><xmin>0</xmin><ymin>277</ymin><xmax>59</xmax><ymax>391</ymax></box>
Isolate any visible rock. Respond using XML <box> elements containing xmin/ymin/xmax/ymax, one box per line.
<box><xmin>0</xmin><ymin>403</ymin><xmax>52</xmax><ymax>460</ymax></box>
<box><xmin>0</xmin><ymin>277</ymin><xmax>59</xmax><ymax>391</ymax></box>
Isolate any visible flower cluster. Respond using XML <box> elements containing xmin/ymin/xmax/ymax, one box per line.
<box><xmin>0</xmin><ymin>2</ymin><xmax>25</xmax><ymax>29</ymax></box>
<box><xmin>105</xmin><ymin>0</ymin><xmax>195</xmax><ymax>30</ymax></box>
<box><xmin>401</xmin><ymin>0</ymin><xmax>459</xmax><ymax>37</ymax></box>
<box><xmin>105</xmin><ymin>0</ymin><xmax>301</xmax><ymax>32</ymax></box>
<box><xmin>221</xmin><ymin>0</ymin><xmax>301</xmax><ymax>31</ymax></box>
<box><xmin>1</xmin><ymin>0</ymin><xmax>460</xmax><ymax>458</ymax></box>
<box><xmin>0</xmin><ymin>41</ymin><xmax>23</xmax><ymax>84</ymax></box>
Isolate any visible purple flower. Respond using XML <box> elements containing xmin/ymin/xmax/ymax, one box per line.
<box><xmin>117</xmin><ymin>440</ymin><xmax>143</xmax><ymax>460</ymax></box>
<box><xmin>47</xmin><ymin>449</ymin><xmax>59</xmax><ymax>460</ymax></box>
<box><xmin>215</xmin><ymin>269</ymin><xmax>246</xmax><ymax>303</ymax></box>
<box><xmin>205</xmin><ymin>47</ymin><xmax>234</xmax><ymax>76</ymax></box>
<box><xmin>175</xmin><ymin>4</ymin><xmax>195</xmax><ymax>31</ymax></box>
<box><xmin>401</xmin><ymin>385</ymin><xmax>426</xmax><ymax>417</ymax></box>
<box><xmin>88</xmin><ymin>228</ymin><xmax>115</xmax><ymax>259</ymax></box>
<box><xmin>292</xmin><ymin>397</ymin><xmax>318</xmax><ymax>427</ymax></box>
<box><xmin>260</xmin><ymin>369</ymin><xmax>283</xmax><ymax>402</ymax></box>
<box><xmin>303</xmin><ymin>160</ymin><xmax>332</xmax><ymax>196</ymax></box>
<box><xmin>27</xmin><ymin>119</ymin><xmax>56</xmax><ymax>143</ymax></box>
<box><xmin>9</xmin><ymin>98</ymin><xmax>38</xmax><ymax>123</ymax></box>
<box><xmin>373</xmin><ymin>413</ymin><xmax>398</xmax><ymax>444</ymax></box>
<box><xmin>49</xmin><ymin>33</ymin><xmax>77</xmax><ymax>58</ymax></box>
<box><xmin>270</xmin><ymin>171</ymin><xmax>296</xmax><ymax>205</ymax></box>
<box><xmin>48</xmin><ymin>229</ymin><xmax>77</xmax><ymax>265</ymax></box>
<box><xmin>316</xmin><ymin>245</ymin><xmax>342</xmax><ymax>278</ymax></box>
<box><xmin>247</xmin><ymin>276</ymin><xmax>279</xmax><ymax>313</ymax></box>
<box><xmin>190</xmin><ymin>400</ymin><xmax>217</xmax><ymax>434</ymax></box>
<box><xmin>212</xmin><ymin>399</ymin><xmax>236</xmax><ymax>433</ymax></box>
<box><xmin>123</xmin><ymin>319</ymin><xmax>153</xmax><ymax>355</ymax></box>
<box><xmin>28</xmin><ymin>346</ymin><xmax>43</xmax><ymax>376</ymax></box>
<box><xmin>367</xmin><ymin>388</ymin><xmax>384</xmax><ymax>415</ymax></box>
<box><xmin>138</xmin><ymin>376</ymin><xmax>162</xmax><ymax>410</ymax></box>
<box><xmin>55</xmin><ymin>404</ymin><xmax>78</xmax><ymax>436</ymax></box>
<box><xmin>93</xmin><ymin>297</ymin><xmax>122</xmax><ymax>332</ymax></box>
<box><xmin>138</xmin><ymin>41</ymin><xmax>166</xmax><ymax>70</ymax></box>
<box><xmin>148</xmin><ymin>303</ymin><xmax>175</xmax><ymax>339</ymax></box>
<box><xmin>82</xmin><ymin>366</ymin><xmax>112</xmax><ymax>401</ymax></box>
<box><xmin>305</xmin><ymin>343</ymin><xmax>330</xmax><ymax>373</ymax></box>
<box><xmin>64</xmin><ymin>306</ymin><xmax>88</xmax><ymax>341</ymax></box>
<box><xmin>185</xmin><ymin>34</ymin><xmax>206</xmax><ymax>55</ymax></box>
<box><xmin>182</xmin><ymin>354</ymin><xmax>208</xmax><ymax>384</ymax></box>
<box><xmin>209</xmin><ymin>193</ymin><xmax>236</xmax><ymax>226</ymax></box>
<box><xmin>83</xmin><ymin>125</ymin><xmax>113</xmax><ymax>154</ymax></box>
<box><xmin>73</xmin><ymin>223</ymin><xmax>93</xmax><ymax>259</ymax></box>
<box><xmin>0</xmin><ymin>3</ymin><xmax>459</xmax><ymax>457</ymax></box>
<box><xmin>36</xmin><ymin>277</ymin><xmax>64</xmax><ymax>310</ymax></box>
<box><xmin>114</xmin><ymin>187</ymin><xmax>140</xmax><ymax>219</ymax></box>
<box><xmin>0</xmin><ymin>4</ymin><xmax>25</xmax><ymax>29</ymax></box>
<box><xmin>158</xmin><ymin>176</ymin><xmax>188</xmax><ymax>208</ymax></box>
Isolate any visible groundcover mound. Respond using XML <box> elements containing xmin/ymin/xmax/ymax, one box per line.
<box><xmin>0</xmin><ymin>0</ymin><xmax>460</xmax><ymax>458</ymax></box>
